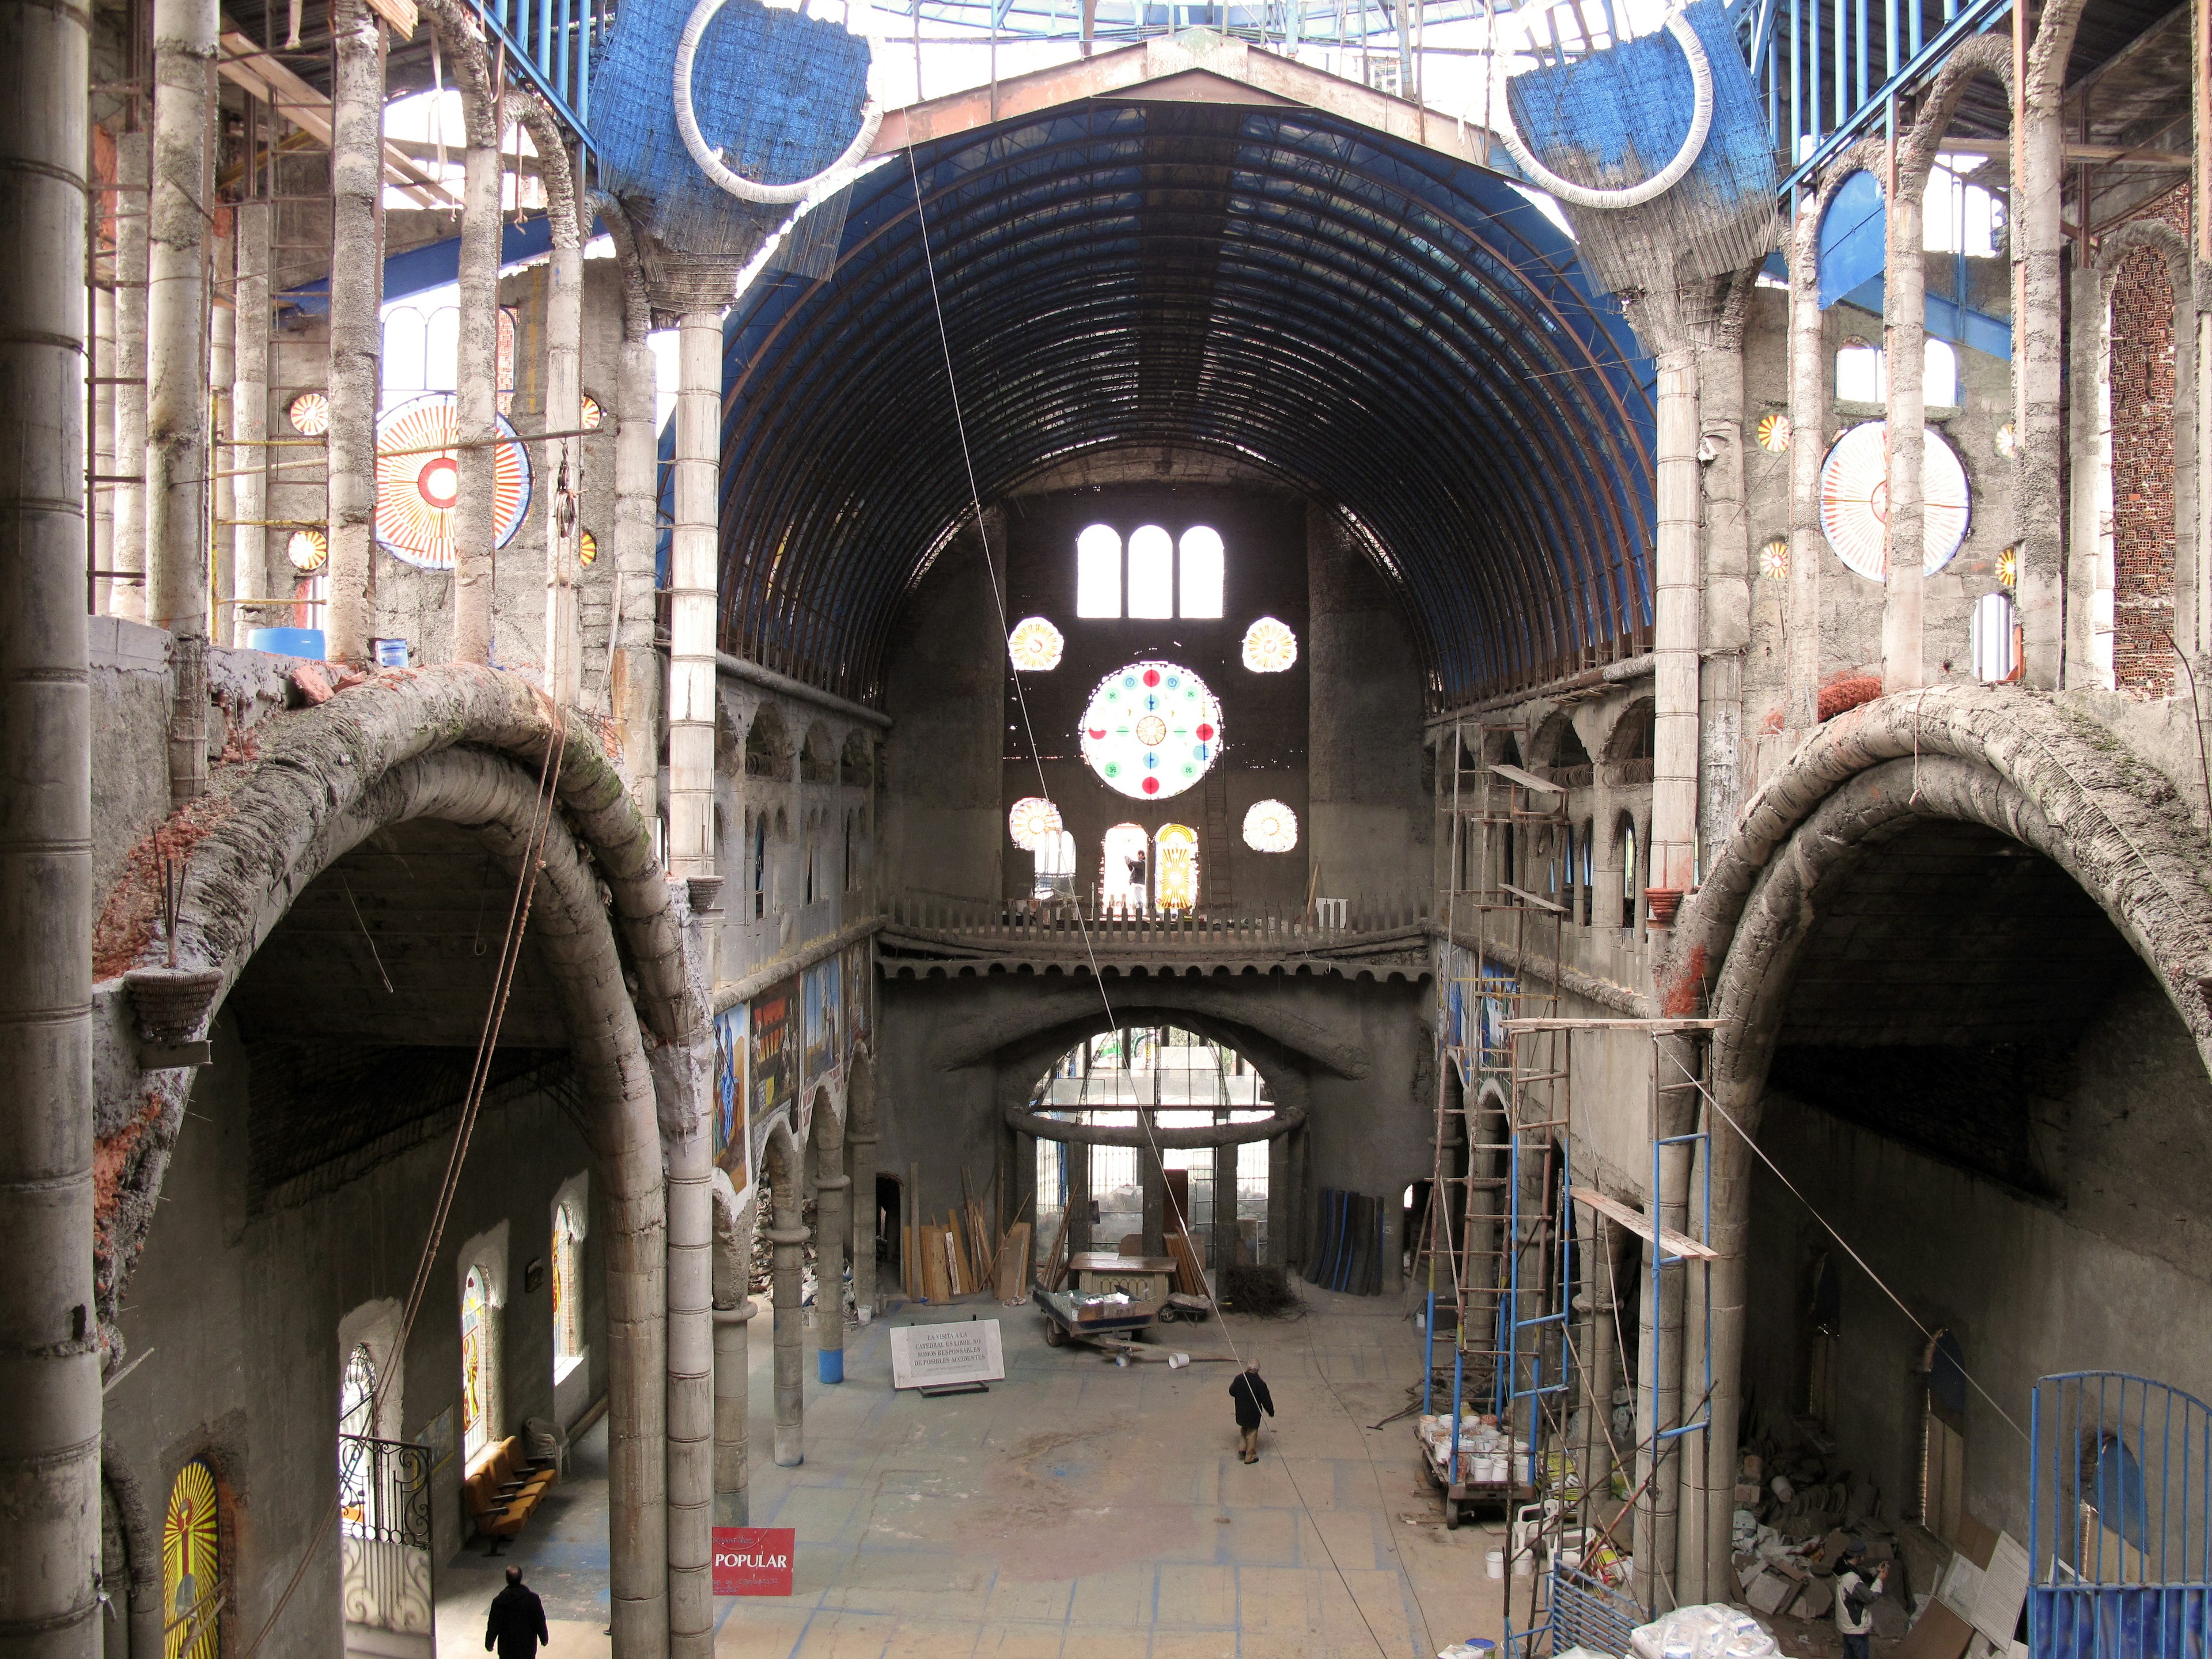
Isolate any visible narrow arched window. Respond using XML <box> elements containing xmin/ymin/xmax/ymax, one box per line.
<box><xmin>1076</xmin><ymin>524</ymin><xmax>1122</xmax><ymax>618</ymax></box>
<box><xmin>1127</xmin><ymin>525</ymin><xmax>1173</xmax><ymax>619</ymax></box>
<box><xmin>461</xmin><ymin>1265</ymin><xmax>495</xmax><ymax>1463</ymax></box>
<box><xmin>164</xmin><ymin>1460</ymin><xmax>222</xmax><ymax>1658</ymax></box>
<box><xmin>552</xmin><ymin>1205</ymin><xmax>584</xmax><ymax>1379</ymax></box>
<box><xmin>1179</xmin><ymin>525</ymin><xmax>1224</xmax><ymax>618</ymax></box>
<box><xmin>1923</xmin><ymin>338</ymin><xmax>1959</xmax><ymax>406</ymax></box>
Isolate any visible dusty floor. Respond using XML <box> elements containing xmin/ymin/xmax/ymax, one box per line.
<box><xmin>437</xmin><ymin>1284</ymin><xmax>1535</xmax><ymax>1657</ymax></box>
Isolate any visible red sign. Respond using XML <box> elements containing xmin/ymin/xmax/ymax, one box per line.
<box><xmin>713</xmin><ymin>1527</ymin><xmax>795</xmax><ymax>1596</ymax></box>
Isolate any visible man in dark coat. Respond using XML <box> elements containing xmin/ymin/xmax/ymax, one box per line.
<box><xmin>485</xmin><ymin>1565</ymin><xmax>550</xmax><ymax>1658</ymax></box>
<box><xmin>1229</xmin><ymin>1360</ymin><xmax>1275</xmax><ymax>1464</ymax></box>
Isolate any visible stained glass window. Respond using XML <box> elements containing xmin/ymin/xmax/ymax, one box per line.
<box><xmin>580</xmin><ymin>393</ymin><xmax>603</xmax><ymax>430</ymax></box>
<box><xmin>1759</xmin><ymin>538</ymin><xmax>1789</xmax><ymax>581</ymax></box>
<box><xmin>1755</xmin><ymin>412</ymin><xmax>1791</xmax><ymax>453</ymax></box>
<box><xmin>1008</xmin><ymin>796</ymin><xmax>1063</xmax><ymax>850</ymax></box>
<box><xmin>461</xmin><ymin>1265</ymin><xmax>492</xmax><ymax>1463</ymax></box>
<box><xmin>374</xmin><ymin>394</ymin><xmax>533</xmax><ymax>572</ymax></box>
<box><xmin>287</xmin><ymin>392</ymin><xmax>329</xmax><ymax>437</ymax></box>
<box><xmin>1179</xmin><ymin>526</ymin><xmax>1224</xmax><ymax>618</ymax></box>
<box><xmin>1127</xmin><ymin>525</ymin><xmax>1173</xmax><ymax>619</ymax></box>
<box><xmin>164</xmin><ymin>1460</ymin><xmax>220</xmax><ymax>1659</ymax></box>
<box><xmin>1007</xmin><ymin>616</ymin><xmax>1065</xmax><ymax>672</ymax></box>
<box><xmin>286</xmin><ymin>529</ymin><xmax>329</xmax><ymax>573</ymax></box>
<box><xmin>553</xmin><ymin>1205</ymin><xmax>584</xmax><ymax>1376</ymax></box>
<box><xmin>1241</xmin><ymin>617</ymin><xmax>1297</xmax><ymax>673</ymax></box>
<box><xmin>1076</xmin><ymin>525</ymin><xmax>1122</xmax><ymax>618</ymax></box>
<box><xmin>1243</xmin><ymin>800</ymin><xmax>1298</xmax><ymax>853</ymax></box>
<box><xmin>1154</xmin><ymin>824</ymin><xmax>1199</xmax><ymax>910</ymax></box>
<box><xmin>1100</xmin><ymin>823</ymin><xmax>1148</xmax><ymax>911</ymax></box>
<box><xmin>1079</xmin><ymin>661</ymin><xmax>1222</xmax><ymax>801</ymax></box>
<box><xmin>339</xmin><ymin>1345</ymin><xmax>376</xmax><ymax>1533</ymax></box>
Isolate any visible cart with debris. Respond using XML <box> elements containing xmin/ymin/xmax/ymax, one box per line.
<box><xmin>1031</xmin><ymin>1283</ymin><xmax>1158</xmax><ymax>1349</ymax></box>
<box><xmin>1418</xmin><ymin>1414</ymin><xmax>1536</xmax><ymax>1529</ymax></box>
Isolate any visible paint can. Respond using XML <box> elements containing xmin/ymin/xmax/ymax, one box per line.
<box><xmin>372</xmin><ymin>637</ymin><xmax>408</xmax><ymax>668</ymax></box>
<box><xmin>1485</xmin><ymin>1549</ymin><xmax>1504</xmax><ymax>1579</ymax></box>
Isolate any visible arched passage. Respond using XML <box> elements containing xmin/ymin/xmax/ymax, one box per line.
<box><xmin>94</xmin><ymin>666</ymin><xmax>697</xmax><ymax>1657</ymax></box>
<box><xmin>1660</xmin><ymin>684</ymin><xmax>2212</xmax><ymax>1589</ymax></box>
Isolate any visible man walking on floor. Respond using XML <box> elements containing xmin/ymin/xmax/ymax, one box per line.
<box><xmin>486</xmin><ymin>1565</ymin><xmax>550</xmax><ymax>1658</ymax></box>
<box><xmin>1230</xmin><ymin>1359</ymin><xmax>1274</xmax><ymax>1464</ymax></box>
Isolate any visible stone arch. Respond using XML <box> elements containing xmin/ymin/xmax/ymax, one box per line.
<box><xmin>1529</xmin><ymin>708</ymin><xmax>1592</xmax><ymax>775</ymax></box>
<box><xmin>839</xmin><ymin>729</ymin><xmax>872</xmax><ymax>788</ymax></box>
<box><xmin>94</xmin><ymin>665</ymin><xmax>689</xmax><ymax>1657</ymax></box>
<box><xmin>1600</xmin><ymin>695</ymin><xmax>1656</xmax><ymax>768</ymax></box>
<box><xmin>101</xmin><ymin>1438</ymin><xmax>161</xmax><ymax>1658</ymax></box>
<box><xmin>1656</xmin><ymin>685</ymin><xmax>2212</xmax><ymax>1582</ymax></box>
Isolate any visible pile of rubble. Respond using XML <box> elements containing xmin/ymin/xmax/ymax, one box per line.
<box><xmin>1727</xmin><ymin>1444</ymin><xmax>1915</xmax><ymax>1641</ymax></box>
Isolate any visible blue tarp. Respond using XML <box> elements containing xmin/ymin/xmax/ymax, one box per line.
<box><xmin>2033</xmin><ymin>1586</ymin><xmax>2212</xmax><ymax>1659</ymax></box>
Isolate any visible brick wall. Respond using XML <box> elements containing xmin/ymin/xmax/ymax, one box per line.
<box><xmin>2106</xmin><ymin>191</ymin><xmax>2188</xmax><ymax>699</ymax></box>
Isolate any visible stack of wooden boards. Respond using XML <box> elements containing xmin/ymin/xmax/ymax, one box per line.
<box><xmin>904</xmin><ymin>1196</ymin><xmax>1033</xmax><ymax>1304</ymax></box>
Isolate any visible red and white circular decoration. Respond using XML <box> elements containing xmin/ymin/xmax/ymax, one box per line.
<box><xmin>1080</xmin><ymin>661</ymin><xmax>1222</xmax><ymax>802</ymax></box>
<box><xmin>1817</xmin><ymin>421</ymin><xmax>1971</xmax><ymax>581</ymax></box>
<box><xmin>373</xmin><ymin>392</ymin><xmax>533</xmax><ymax>573</ymax></box>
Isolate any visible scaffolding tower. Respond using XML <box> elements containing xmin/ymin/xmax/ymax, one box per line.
<box><xmin>1422</xmin><ymin>718</ymin><xmax>1726</xmax><ymax>1653</ymax></box>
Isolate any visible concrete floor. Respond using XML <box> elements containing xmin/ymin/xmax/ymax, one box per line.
<box><xmin>439</xmin><ymin>1285</ymin><xmax>1529</xmax><ymax>1658</ymax></box>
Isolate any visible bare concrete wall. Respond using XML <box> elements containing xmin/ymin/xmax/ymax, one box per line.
<box><xmin>880</xmin><ymin>524</ymin><xmax>1005</xmax><ymax>904</ymax></box>
<box><xmin>1744</xmin><ymin>964</ymin><xmax>2212</xmax><ymax>1542</ymax></box>
<box><xmin>1307</xmin><ymin>503</ymin><xmax>1428</xmax><ymax>906</ymax></box>
<box><xmin>104</xmin><ymin>1009</ymin><xmax>609</xmax><ymax>1656</ymax></box>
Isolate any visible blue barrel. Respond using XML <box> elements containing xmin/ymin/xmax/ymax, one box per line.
<box><xmin>247</xmin><ymin>627</ymin><xmax>325</xmax><ymax>660</ymax></box>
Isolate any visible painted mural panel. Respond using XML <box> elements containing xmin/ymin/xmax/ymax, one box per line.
<box><xmin>714</xmin><ymin>1004</ymin><xmax>752</xmax><ymax>1207</ymax></box>
<box><xmin>842</xmin><ymin>941</ymin><xmax>872</xmax><ymax>1060</ymax></box>
<box><xmin>802</xmin><ymin>957</ymin><xmax>839</xmax><ymax>1088</ymax></box>
<box><xmin>750</xmin><ymin>978</ymin><xmax>796</xmax><ymax>1139</ymax></box>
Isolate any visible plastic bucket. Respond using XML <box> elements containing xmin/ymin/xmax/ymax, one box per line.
<box><xmin>372</xmin><ymin>637</ymin><xmax>408</xmax><ymax>668</ymax></box>
<box><xmin>1485</xmin><ymin>1549</ymin><xmax>1504</xmax><ymax>1579</ymax></box>
<box><xmin>248</xmin><ymin>626</ymin><xmax>325</xmax><ymax>660</ymax></box>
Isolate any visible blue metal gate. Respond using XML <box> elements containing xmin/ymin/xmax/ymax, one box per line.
<box><xmin>2031</xmin><ymin>1373</ymin><xmax>2212</xmax><ymax>1658</ymax></box>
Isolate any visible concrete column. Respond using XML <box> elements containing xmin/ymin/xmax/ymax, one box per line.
<box><xmin>849</xmin><ymin>1133</ymin><xmax>879</xmax><ymax>1319</ymax></box>
<box><xmin>2067</xmin><ymin>262</ymin><xmax>2110</xmax><ymax>688</ymax></box>
<box><xmin>1696</xmin><ymin>284</ymin><xmax>1752</xmax><ymax>872</ymax></box>
<box><xmin>92</xmin><ymin>283</ymin><xmax>115</xmax><ymax>619</ymax></box>
<box><xmin>1650</xmin><ymin>347</ymin><xmax>1700</xmax><ymax>898</ymax></box>
<box><xmin>1702</xmin><ymin>1084</ymin><xmax>1757</xmax><ymax>1601</ymax></box>
<box><xmin>590</xmin><ymin>195</ymin><xmax>661</xmax><ymax>819</ymax></box>
<box><xmin>542</xmin><ymin>220</ymin><xmax>583</xmax><ymax>703</ymax></box>
<box><xmin>1881</xmin><ymin>166</ymin><xmax>1929</xmax><ymax>694</ymax></box>
<box><xmin>666</xmin><ymin>1114</ymin><xmax>713</xmax><ymax>1655</ymax></box>
<box><xmin>447</xmin><ymin>59</ymin><xmax>500</xmax><ymax>667</ymax></box>
<box><xmin>769</xmin><ymin>1165</ymin><xmax>806</xmax><ymax>1465</ymax></box>
<box><xmin>1785</xmin><ymin>204</ymin><xmax>1825</xmax><ymax>732</ymax></box>
<box><xmin>209</xmin><ymin>233</ymin><xmax>234</xmax><ymax>637</ymax></box>
<box><xmin>1211</xmin><ymin>1139</ymin><xmax>1238</xmax><ymax>1274</ymax></box>
<box><xmin>0</xmin><ymin>0</ymin><xmax>99</xmax><ymax>1638</ymax></box>
<box><xmin>1633</xmin><ymin>1038</ymin><xmax>1696</xmax><ymax>1616</ymax></box>
<box><xmin>1067</xmin><ymin>1139</ymin><xmax>1092</xmax><ymax>1255</ymax></box>
<box><xmin>1580</xmin><ymin>1215</ymin><xmax>1618</xmax><ymax>1512</ymax></box>
<box><xmin>815</xmin><ymin>1168</ymin><xmax>848</xmax><ymax>1383</ymax></box>
<box><xmin>2015</xmin><ymin>16</ymin><xmax>2078</xmax><ymax>689</ymax></box>
<box><xmin>230</xmin><ymin>202</ymin><xmax>269</xmax><ymax>643</ymax></box>
<box><xmin>1139</xmin><ymin>1144</ymin><xmax>1165</xmax><ymax>1256</ymax></box>
<box><xmin>711</xmin><ymin>1187</ymin><xmax>754</xmax><ymax>1528</ymax></box>
<box><xmin>1268</xmin><ymin>1133</ymin><xmax>1292</xmax><ymax>1270</ymax></box>
<box><xmin>111</xmin><ymin>130</ymin><xmax>148</xmax><ymax>622</ymax></box>
<box><xmin>324</xmin><ymin>0</ymin><xmax>384</xmax><ymax>668</ymax></box>
<box><xmin>668</xmin><ymin>309</ymin><xmax>721</xmax><ymax>877</ymax></box>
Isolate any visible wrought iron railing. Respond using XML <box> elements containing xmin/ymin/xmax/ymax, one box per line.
<box><xmin>339</xmin><ymin>1435</ymin><xmax>434</xmax><ymax>1639</ymax></box>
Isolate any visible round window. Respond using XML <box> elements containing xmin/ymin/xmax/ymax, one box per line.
<box><xmin>1078</xmin><ymin>661</ymin><xmax>1222</xmax><ymax>801</ymax></box>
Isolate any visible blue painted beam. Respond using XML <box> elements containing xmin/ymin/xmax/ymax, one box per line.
<box><xmin>278</xmin><ymin>211</ymin><xmax>595</xmax><ymax>313</ymax></box>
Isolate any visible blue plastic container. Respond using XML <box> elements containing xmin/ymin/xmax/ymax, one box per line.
<box><xmin>247</xmin><ymin>627</ymin><xmax>326</xmax><ymax>660</ymax></box>
<box><xmin>372</xmin><ymin>637</ymin><xmax>409</xmax><ymax>668</ymax></box>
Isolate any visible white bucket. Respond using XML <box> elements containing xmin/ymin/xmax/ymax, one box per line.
<box><xmin>1513</xmin><ymin>1550</ymin><xmax>1534</xmax><ymax>1577</ymax></box>
<box><xmin>1486</xmin><ymin>1549</ymin><xmax>1505</xmax><ymax>1579</ymax></box>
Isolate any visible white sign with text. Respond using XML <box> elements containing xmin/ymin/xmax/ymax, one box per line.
<box><xmin>889</xmin><ymin>1319</ymin><xmax>1005</xmax><ymax>1389</ymax></box>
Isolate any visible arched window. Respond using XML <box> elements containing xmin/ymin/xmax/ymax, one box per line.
<box><xmin>1579</xmin><ymin>819</ymin><xmax>1594</xmax><ymax>925</ymax></box>
<box><xmin>1836</xmin><ymin>336</ymin><xmax>1884</xmax><ymax>403</ymax></box>
<box><xmin>1619</xmin><ymin>819</ymin><xmax>1639</xmax><ymax>930</ymax></box>
<box><xmin>1970</xmin><ymin>591</ymin><xmax>2018</xmax><ymax>681</ymax></box>
<box><xmin>1178</xmin><ymin>526</ymin><xmax>1224</xmax><ymax>618</ymax></box>
<box><xmin>461</xmin><ymin>1265</ymin><xmax>495</xmax><ymax>1464</ymax></box>
<box><xmin>552</xmin><ymin>1205</ymin><xmax>584</xmax><ymax>1380</ymax></box>
<box><xmin>1076</xmin><ymin>524</ymin><xmax>1122</xmax><ymax>618</ymax></box>
<box><xmin>339</xmin><ymin>1344</ymin><xmax>376</xmax><ymax>1529</ymax></box>
<box><xmin>164</xmin><ymin>1459</ymin><xmax>221</xmax><ymax>1658</ymax></box>
<box><xmin>423</xmin><ymin>305</ymin><xmax>459</xmax><ymax>392</ymax></box>
<box><xmin>1923</xmin><ymin>338</ymin><xmax>1959</xmax><ymax>407</ymax></box>
<box><xmin>1154</xmin><ymin>824</ymin><xmax>1199</xmax><ymax>911</ymax></box>
<box><xmin>382</xmin><ymin>307</ymin><xmax>428</xmax><ymax>403</ymax></box>
<box><xmin>1101</xmin><ymin>823</ymin><xmax>1148</xmax><ymax>911</ymax></box>
<box><xmin>752</xmin><ymin>813</ymin><xmax>768</xmax><ymax>920</ymax></box>
<box><xmin>1032</xmin><ymin>829</ymin><xmax>1075</xmax><ymax>900</ymax></box>
<box><xmin>1127</xmin><ymin>525</ymin><xmax>1173</xmax><ymax>619</ymax></box>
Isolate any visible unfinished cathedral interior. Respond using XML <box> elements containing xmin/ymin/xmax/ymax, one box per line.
<box><xmin>4</xmin><ymin>0</ymin><xmax>2210</xmax><ymax>1653</ymax></box>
